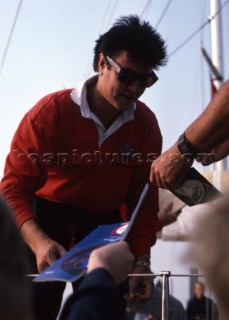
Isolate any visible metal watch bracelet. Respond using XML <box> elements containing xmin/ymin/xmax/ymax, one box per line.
<box><xmin>135</xmin><ymin>254</ymin><xmax>151</xmax><ymax>262</ymax></box>
<box><xmin>134</xmin><ymin>260</ymin><xmax>151</xmax><ymax>270</ymax></box>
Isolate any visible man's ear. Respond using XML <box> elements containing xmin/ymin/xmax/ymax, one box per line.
<box><xmin>98</xmin><ymin>53</ymin><xmax>107</xmax><ymax>74</ymax></box>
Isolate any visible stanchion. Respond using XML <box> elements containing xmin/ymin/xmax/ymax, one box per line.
<box><xmin>161</xmin><ymin>271</ymin><xmax>171</xmax><ymax>320</ymax></box>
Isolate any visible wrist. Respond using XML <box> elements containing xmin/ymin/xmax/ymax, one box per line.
<box><xmin>177</xmin><ymin>132</ymin><xmax>196</xmax><ymax>157</ymax></box>
<box><xmin>20</xmin><ymin>218</ymin><xmax>49</xmax><ymax>253</ymax></box>
<box><xmin>134</xmin><ymin>254</ymin><xmax>151</xmax><ymax>271</ymax></box>
<box><xmin>135</xmin><ymin>254</ymin><xmax>150</xmax><ymax>263</ymax></box>
<box><xmin>134</xmin><ymin>260</ymin><xmax>151</xmax><ymax>271</ymax></box>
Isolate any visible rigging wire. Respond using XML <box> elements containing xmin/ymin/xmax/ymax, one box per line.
<box><xmin>226</xmin><ymin>1</ymin><xmax>229</xmax><ymax>63</ymax></box>
<box><xmin>97</xmin><ymin>1</ymin><xmax>114</xmax><ymax>34</ymax></box>
<box><xmin>199</xmin><ymin>1</ymin><xmax>209</xmax><ymax>111</ymax></box>
<box><xmin>142</xmin><ymin>2</ymin><xmax>153</xmax><ymax>21</ymax></box>
<box><xmin>0</xmin><ymin>0</ymin><xmax>24</xmax><ymax>74</ymax></box>
<box><xmin>84</xmin><ymin>0</ymin><xmax>120</xmax><ymax>78</ymax></box>
<box><xmin>168</xmin><ymin>0</ymin><xmax>229</xmax><ymax>59</ymax></box>
<box><xmin>155</xmin><ymin>0</ymin><xmax>172</xmax><ymax>29</ymax></box>
<box><xmin>102</xmin><ymin>0</ymin><xmax>119</xmax><ymax>31</ymax></box>
<box><xmin>140</xmin><ymin>0</ymin><xmax>153</xmax><ymax>19</ymax></box>
<box><xmin>140</xmin><ymin>0</ymin><xmax>172</xmax><ymax>30</ymax></box>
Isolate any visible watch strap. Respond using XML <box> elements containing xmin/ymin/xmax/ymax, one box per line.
<box><xmin>177</xmin><ymin>132</ymin><xmax>196</xmax><ymax>157</ymax></box>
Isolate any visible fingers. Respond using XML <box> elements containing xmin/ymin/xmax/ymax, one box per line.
<box><xmin>87</xmin><ymin>242</ymin><xmax>134</xmax><ymax>284</ymax></box>
<box><xmin>150</xmin><ymin>164</ymin><xmax>165</xmax><ymax>188</ymax></box>
<box><xmin>38</xmin><ymin>261</ymin><xmax>50</xmax><ymax>273</ymax></box>
<box><xmin>162</xmin><ymin>201</ymin><xmax>173</xmax><ymax>213</ymax></box>
<box><xmin>151</xmin><ymin>160</ymin><xmax>191</xmax><ymax>189</ymax></box>
<box><xmin>36</xmin><ymin>240</ymin><xmax>66</xmax><ymax>273</ymax></box>
<box><xmin>150</xmin><ymin>145</ymin><xmax>194</xmax><ymax>189</ymax></box>
<box><xmin>196</xmin><ymin>152</ymin><xmax>215</xmax><ymax>165</ymax></box>
<box><xmin>127</xmin><ymin>276</ymin><xmax>153</xmax><ymax>302</ymax></box>
<box><xmin>47</xmin><ymin>247</ymin><xmax>61</xmax><ymax>265</ymax></box>
<box><xmin>57</xmin><ymin>244</ymin><xmax>67</xmax><ymax>257</ymax></box>
<box><xmin>37</xmin><ymin>251</ymin><xmax>58</xmax><ymax>273</ymax></box>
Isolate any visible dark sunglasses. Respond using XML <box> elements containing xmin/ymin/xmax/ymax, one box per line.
<box><xmin>106</xmin><ymin>55</ymin><xmax>158</xmax><ymax>88</ymax></box>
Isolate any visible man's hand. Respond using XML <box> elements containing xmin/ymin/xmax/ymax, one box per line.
<box><xmin>150</xmin><ymin>144</ymin><xmax>192</xmax><ymax>189</ymax></box>
<box><xmin>125</xmin><ymin>264</ymin><xmax>153</xmax><ymax>302</ymax></box>
<box><xmin>34</xmin><ymin>238</ymin><xmax>66</xmax><ymax>272</ymax></box>
<box><xmin>87</xmin><ymin>242</ymin><xmax>134</xmax><ymax>285</ymax></box>
<box><xmin>20</xmin><ymin>218</ymin><xmax>66</xmax><ymax>273</ymax></box>
<box><xmin>196</xmin><ymin>139</ymin><xmax>229</xmax><ymax>165</ymax></box>
<box><xmin>158</xmin><ymin>201</ymin><xmax>182</xmax><ymax>227</ymax></box>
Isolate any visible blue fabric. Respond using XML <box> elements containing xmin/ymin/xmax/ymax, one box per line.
<box><xmin>128</xmin><ymin>285</ymin><xmax>187</xmax><ymax>320</ymax></box>
<box><xmin>59</xmin><ymin>268</ymin><xmax>125</xmax><ymax>320</ymax></box>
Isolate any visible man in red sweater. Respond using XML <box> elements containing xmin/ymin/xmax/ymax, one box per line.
<box><xmin>0</xmin><ymin>15</ymin><xmax>167</xmax><ymax>320</ymax></box>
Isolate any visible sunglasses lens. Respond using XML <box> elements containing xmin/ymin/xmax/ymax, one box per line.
<box><xmin>118</xmin><ymin>69</ymin><xmax>136</xmax><ymax>83</ymax></box>
<box><xmin>118</xmin><ymin>69</ymin><xmax>158</xmax><ymax>88</ymax></box>
<box><xmin>144</xmin><ymin>74</ymin><xmax>158</xmax><ymax>87</ymax></box>
<box><xmin>138</xmin><ymin>75</ymin><xmax>150</xmax><ymax>87</ymax></box>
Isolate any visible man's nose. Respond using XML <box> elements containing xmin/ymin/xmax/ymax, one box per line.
<box><xmin>127</xmin><ymin>80</ymin><xmax>144</xmax><ymax>95</ymax></box>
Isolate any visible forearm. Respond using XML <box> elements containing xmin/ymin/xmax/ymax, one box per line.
<box><xmin>211</xmin><ymin>139</ymin><xmax>229</xmax><ymax>161</ymax></box>
<box><xmin>20</xmin><ymin>218</ymin><xmax>49</xmax><ymax>253</ymax></box>
<box><xmin>185</xmin><ymin>80</ymin><xmax>229</xmax><ymax>152</ymax></box>
<box><xmin>150</xmin><ymin>81</ymin><xmax>229</xmax><ymax>189</ymax></box>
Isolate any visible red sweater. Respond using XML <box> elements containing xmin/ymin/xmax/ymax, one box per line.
<box><xmin>0</xmin><ymin>88</ymin><xmax>162</xmax><ymax>255</ymax></box>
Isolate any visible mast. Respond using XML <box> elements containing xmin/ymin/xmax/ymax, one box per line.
<box><xmin>210</xmin><ymin>0</ymin><xmax>227</xmax><ymax>170</ymax></box>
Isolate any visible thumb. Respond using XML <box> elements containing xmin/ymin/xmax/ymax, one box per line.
<box><xmin>164</xmin><ymin>201</ymin><xmax>173</xmax><ymax>212</ymax></box>
<box><xmin>57</xmin><ymin>244</ymin><xmax>67</xmax><ymax>257</ymax></box>
<box><xmin>47</xmin><ymin>247</ymin><xmax>61</xmax><ymax>265</ymax></box>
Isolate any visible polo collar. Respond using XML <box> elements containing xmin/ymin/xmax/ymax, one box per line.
<box><xmin>70</xmin><ymin>76</ymin><xmax>136</xmax><ymax>146</ymax></box>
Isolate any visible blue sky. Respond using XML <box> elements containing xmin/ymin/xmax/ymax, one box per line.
<box><xmin>1</xmin><ymin>0</ymin><xmax>229</xmax><ymax>308</ymax></box>
<box><xmin>1</xmin><ymin>1</ymin><xmax>229</xmax><ymax>167</ymax></box>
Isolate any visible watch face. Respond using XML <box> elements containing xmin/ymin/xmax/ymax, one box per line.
<box><xmin>178</xmin><ymin>141</ymin><xmax>189</xmax><ymax>154</ymax></box>
<box><xmin>177</xmin><ymin>134</ymin><xmax>187</xmax><ymax>154</ymax></box>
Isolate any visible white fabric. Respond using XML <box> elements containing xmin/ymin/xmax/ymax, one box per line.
<box><xmin>70</xmin><ymin>76</ymin><xmax>136</xmax><ymax>146</ymax></box>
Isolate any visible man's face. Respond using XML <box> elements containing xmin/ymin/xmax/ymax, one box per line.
<box><xmin>194</xmin><ymin>283</ymin><xmax>204</xmax><ymax>299</ymax></box>
<box><xmin>97</xmin><ymin>51</ymin><xmax>153</xmax><ymax>111</ymax></box>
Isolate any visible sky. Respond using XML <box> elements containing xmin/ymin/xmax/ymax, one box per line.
<box><xmin>1</xmin><ymin>0</ymin><xmax>229</xmax><ymax>309</ymax></box>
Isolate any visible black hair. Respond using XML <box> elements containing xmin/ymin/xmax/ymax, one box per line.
<box><xmin>93</xmin><ymin>14</ymin><xmax>167</xmax><ymax>72</ymax></box>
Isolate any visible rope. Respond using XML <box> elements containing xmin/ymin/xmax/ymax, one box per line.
<box><xmin>0</xmin><ymin>0</ymin><xmax>24</xmax><ymax>74</ymax></box>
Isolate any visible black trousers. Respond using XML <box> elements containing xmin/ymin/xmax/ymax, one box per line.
<box><xmin>27</xmin><ymin>196</ymin><xmax>125</xmax><ymax>320</ymax></box>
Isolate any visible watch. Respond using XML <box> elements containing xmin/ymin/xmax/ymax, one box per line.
<box><xmin>134</xmin><ymin>260</ymin><xmax>151</xmax><ymax>270</ymax></box>
<box><xmin>177</xmin><ymin>132</ymin><xmax>196</xmax><ymax>157</ymax></box>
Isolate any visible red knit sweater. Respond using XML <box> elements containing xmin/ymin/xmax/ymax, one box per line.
<box><xmin>0</xmin><ymin>88</ymin><xmax>162</xmax><ymax>255</ymax></box>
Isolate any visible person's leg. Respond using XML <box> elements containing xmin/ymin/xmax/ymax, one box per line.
<box><xmin>26</xmin><ymin>197</ymin><xmax>72</xmax><ymax>320</ymax></box>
